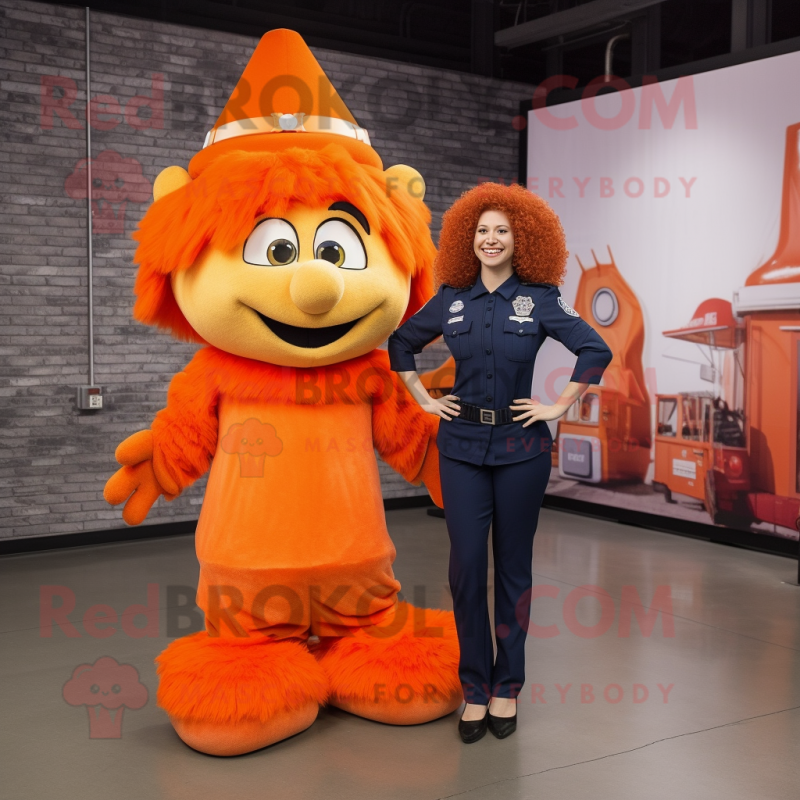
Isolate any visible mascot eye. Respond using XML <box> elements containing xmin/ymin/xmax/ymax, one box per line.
<box><xmin>313</xmin><ymin>219</ymin><xmax>367</xmax><ymax>270</ymax></box>
<box><xmin>243</xmin><ymin>218</ymin><xmax>299</xmax><ymax>267</ymax></box>
<box><xmin>315</xmin><ymin>240</ymin><xmax>345</xmax><ymax>267</ymax></box>
<box><xmin>268</xmin><ymin>239</ymin><xmax>297</xmax><ymax>266</ymax></box>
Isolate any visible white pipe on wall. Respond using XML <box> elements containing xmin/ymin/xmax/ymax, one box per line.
<box><xmin>604</xmin><ymin>32</ymin><xmax>630</xmax><ymax>81</ymax></box>
<box><xmin>605</xmin><ymin>33</ymin><xmax>630</xmax><ymax>83</ymax></box>
<box><xmin>85</xmin><ymin>6</ymin><xmax>94</xmax><ymax>386</ymax></box>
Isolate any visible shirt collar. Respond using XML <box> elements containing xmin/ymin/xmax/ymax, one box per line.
<box><xmin>469</xmin><ymin>271</ymin><xmax>522</xmax><ymax>301</ymax></box>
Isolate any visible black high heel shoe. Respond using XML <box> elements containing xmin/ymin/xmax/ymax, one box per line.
<box><xmin>487</xmin><ymin>709</ymin><xmax>517</xmax><ymax>739</ymax></box>
<box><xmin>458</xmin><ymin>707</ymin><xmax>489</xmax><ymax>744</ymax></box>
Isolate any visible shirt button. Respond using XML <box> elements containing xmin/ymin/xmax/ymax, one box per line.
<box><xmin>485</xmin><ymin>323</ymin><xmax>490</xmax><ymax>328</ymax></box>
<box><xmin>485</xmin><ymin>349</ymin><xmax>491</xmax><ymax>355</ymax></box>
<box><xmin>487</xmin><ymin>373</ymin><xmax>492</xmax><ymax>378</ymax></box>
<box><xmin>487</xmin><ymin>395</ymin><xmax>493</xmax><ymax>402</ymax></box>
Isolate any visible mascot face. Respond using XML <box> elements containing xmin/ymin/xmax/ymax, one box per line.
<box><xmin>171</xmin><ymin>202</ymin><xmax>410</xmax><ymax>368</ymax></box>
<box><xmin>132</xmin><ymin>149</ymin><xmax>435</xmax><ymax>367</ymax></box>
<box><xmin>132</xmin><ymin>27</ymin><xmax>435</xmax><ymax>369</ymax></box>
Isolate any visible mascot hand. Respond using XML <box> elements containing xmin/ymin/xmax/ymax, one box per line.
<box><xmin>418</xmin><ymin>441</ymin><xmax>443</xmax><ymax>509</ymax></box>
<box><xmin>103</xmin><ymin>430</ymin><xmax>178</xmax><ymax>525</ymax></box>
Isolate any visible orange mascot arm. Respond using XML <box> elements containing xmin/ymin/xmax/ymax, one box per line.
<box><xmin>104</xmin><ymin>349</ymin><xmax>219</xmax><ymax>525</ymax></box>
<box><xmin>370</xmin><ymin>353</ymin><xmax>443</xmax><ymax>508</ymax></box>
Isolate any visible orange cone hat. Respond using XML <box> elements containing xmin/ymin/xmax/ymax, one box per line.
<box><xmin>189</xmin><ymin>29</ymin><xmax>381</xmax><ymax>176</ymax></box>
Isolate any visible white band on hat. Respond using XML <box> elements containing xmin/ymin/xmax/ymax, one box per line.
<box><xmin>203</xmin><ymin>112</ymin><xmax>371</xmax><ymax>149</ymax></box>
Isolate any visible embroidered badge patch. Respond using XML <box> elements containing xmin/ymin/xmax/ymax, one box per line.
<box><xmin>558</xmin><ymin>296</ymin><xmax>580</xmax><ymax>317</ymax></box>
<box><xmin>449</xmin><ymin>300</ymin><xmax>464</xmax><ymax>314</ymax></box>
<box><xmin>512</xmin><ymin>295</ymin><xmax>534</xmax><ymax>317</ymax></box>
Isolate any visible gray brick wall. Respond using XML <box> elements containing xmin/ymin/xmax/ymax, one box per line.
<box><xmin>0</xmin><ymin>0</ymin><xmax>534</xmax><ymax>540</ymax></box>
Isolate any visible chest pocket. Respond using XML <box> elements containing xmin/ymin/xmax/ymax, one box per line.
<box><xmin>503</xmin><ymin>318</ymin><xmax>539</xmax><ymax>362</ymax></box>
<box><xmin>444</xmin><ymin>319</ymin><xmax>473</xmax><ymax>360</ymax></box>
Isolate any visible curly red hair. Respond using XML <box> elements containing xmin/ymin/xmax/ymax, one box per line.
<box><xmin>434</xmin><ymin>182</ymin><xmax>567</xmax><ymax>288</ymax></box>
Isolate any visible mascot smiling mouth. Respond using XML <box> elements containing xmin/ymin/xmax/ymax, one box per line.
<box><xmin>256</xmin><ymin>311</ymin><xmax>361</xmax><ymax>348</ymax></box>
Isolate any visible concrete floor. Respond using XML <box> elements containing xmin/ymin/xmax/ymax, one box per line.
<box><xmin>1</xmin><ymin>507</ymin><xmax>799</xmax><ymax>800</ymax></box>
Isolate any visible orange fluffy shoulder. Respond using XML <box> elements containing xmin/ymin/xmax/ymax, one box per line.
<box><xmin>149</xmin><ymin>348</ymin><xmax>439</xmax><ymax>497</ymax></box>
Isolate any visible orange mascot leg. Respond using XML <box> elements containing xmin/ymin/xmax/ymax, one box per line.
<box><xmin>156</xmin><ymin>632</ymin><xmax>329</xmax><ymax>756</ymax></box>
<box><xmin>315</xmin><ymin>601</ymin><xmax>462</xmax><ymax>724</ymax></box>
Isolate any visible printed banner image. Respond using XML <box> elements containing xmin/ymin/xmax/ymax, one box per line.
<box><xmin>526</xmin><ymin>50</ymin><xmax>800</xmax><ymax>541</ymax></box>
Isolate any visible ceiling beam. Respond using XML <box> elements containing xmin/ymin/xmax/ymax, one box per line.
<box><xmin>495</xmin><ymin>0</ymin><xmax>666</xmax><ymax>49</ymax></box>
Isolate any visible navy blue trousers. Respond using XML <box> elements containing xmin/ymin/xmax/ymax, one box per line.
<box><xmin>440</xmin><ymin>451</ymin><xmax>551</xmax><ymax>705</ymax></box>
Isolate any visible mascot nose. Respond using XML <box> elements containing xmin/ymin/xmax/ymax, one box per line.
<box><xmin>289</xmin><ymin>260</ymin><xmax>345</xmax><ymax>315</ymax></box>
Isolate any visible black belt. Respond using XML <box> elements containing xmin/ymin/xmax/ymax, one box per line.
<box><xmin>458</xmin><ymin>401</ymin><xmax>515</xmax><ymax>425</ymax></box>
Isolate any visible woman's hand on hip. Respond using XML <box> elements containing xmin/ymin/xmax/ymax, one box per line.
<box><xmin>510</xmin><ymin>397</ymin><xmax>566</xmax><ymax>426</ymax></box>
<box><xmin>423</xmin><ymin>394</ymin><xmax>461</xmax><ymax>421</ymax></box>
<box><xmin>396</xmin><ymin>371</ymin><xmax>461</xmax><ymax>420</ymax></box>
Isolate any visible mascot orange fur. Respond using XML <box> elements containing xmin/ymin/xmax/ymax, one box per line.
<box><xmin>104</xmin><ymin>29</ymin><xmax>461</xmax><ymax>756</ymax></box>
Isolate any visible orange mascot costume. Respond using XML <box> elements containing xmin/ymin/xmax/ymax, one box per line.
<box><xmin>103</xmin><ymin>29</ymin><xmax>462</xmax><ymax>756</ymax></box>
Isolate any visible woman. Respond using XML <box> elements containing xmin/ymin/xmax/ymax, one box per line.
<box><xmin>387</xmin><ymin>183</ymin><xmax>612</xmax><ymax>743</ymax></box>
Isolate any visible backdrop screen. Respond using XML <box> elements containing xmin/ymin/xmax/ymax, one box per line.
<box><xmin>526</xmin><ymin>50</ymin><xmax>800</xmax><ymax>540</ymax></box>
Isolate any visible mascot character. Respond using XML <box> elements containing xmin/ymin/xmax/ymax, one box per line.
<box><xmin>104</xmin><ymin>29</ymin><xmax>462</xmax><ymax>756</ymax></box>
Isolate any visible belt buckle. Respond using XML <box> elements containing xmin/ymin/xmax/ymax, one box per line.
<box><xmin>480</xmin><ymin>408</ymin><xmax>496</xmax><ymax>425</ymax></box>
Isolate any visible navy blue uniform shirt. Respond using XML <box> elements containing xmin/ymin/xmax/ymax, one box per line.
<box><xmin>387</xmin><ymin>271</ymin><xmax>613</xmax><ymax>466</ymax></box>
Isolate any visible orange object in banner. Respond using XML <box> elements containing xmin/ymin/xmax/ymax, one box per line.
<box><xmin>736</xmin><ymin>122</ymin><xmax>800</xmax><ymax>528</ymax></box>
<box><xmin>747</xmin><ymin>121</ymin><xmax>800</xmax><ymax>287</ymax></box>
<box><xmin>663</xmin><ymin>298</ymin><xmax>744</xmax><ymax>350</ymax></box>
<box><xmin>557</xmin><ymin>248</ymin><xmax>651</xmax><ymax>484</ymax></box>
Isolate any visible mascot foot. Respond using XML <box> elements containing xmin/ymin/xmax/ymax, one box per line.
<box><xmin>169</xmin><ymin>704</ymin><xmax>318</xmax><ymax>757</ymax></box>
<box><xmin>315</xmin><ymin>601</ymin><xmax>462</xmax><ymax>725</ymax></box>
<box><xmin>156</xmin><ymin>632</ymin><xmax>329</xmax><ymax>756</ymax></box>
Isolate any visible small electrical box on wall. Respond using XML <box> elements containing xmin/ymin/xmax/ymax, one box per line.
<box><xmin>76</xmin><ymin>386</ymin><xmax>103</xmax><ymax>410</ymax></box>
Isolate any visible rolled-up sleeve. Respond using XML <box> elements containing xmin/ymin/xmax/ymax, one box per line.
<box><xmin>387</xmin><ymin>286</ymin><xmax>445</xmax><ymax>372</ymax></box>
<box><xmin>539</xmin><ymin>286</ymin><xmax>612</xmax><ymax>385</ymax></box>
